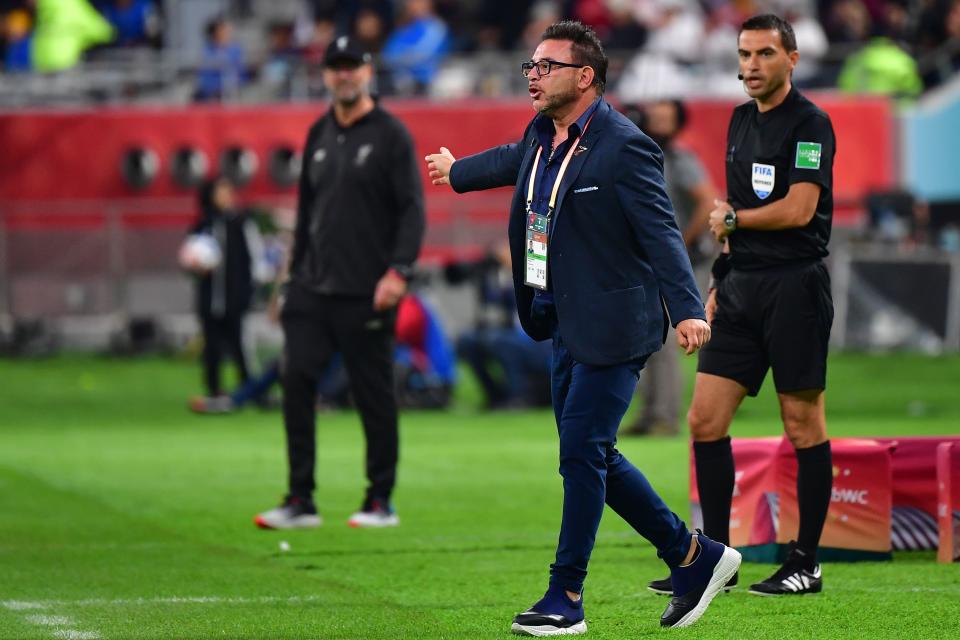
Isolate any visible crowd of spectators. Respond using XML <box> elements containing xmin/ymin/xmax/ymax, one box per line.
<box><xmin>1</xmin><ymin>0</ymin><xmax>958</xmax><ymax>101</ymax></box>
<box><xmin>0</xmin><ymin>0</ymin><xmax>159</xmax><ymax>74</ymax></box>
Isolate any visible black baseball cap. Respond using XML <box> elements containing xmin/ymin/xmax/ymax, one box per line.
<box><xmin>324</xmin><ymin>36</ymin><xmax>372</xmax><ymax>67</ymax></box>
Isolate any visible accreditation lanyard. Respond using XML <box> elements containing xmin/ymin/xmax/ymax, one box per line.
<box><xmin>523</xmin><ymin>115</ymin><xmax>593</xmax><ymax>291</ymax></box>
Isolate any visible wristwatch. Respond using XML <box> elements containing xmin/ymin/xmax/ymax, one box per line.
<box><xmin>723</xmin><ymin>209</ymin><xmax>738</xmax><ymax>232</ymax></box>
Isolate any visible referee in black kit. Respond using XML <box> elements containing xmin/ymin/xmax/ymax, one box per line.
<box><xmin>647</xmin><ymin>14</ymin><xmax>836</xmax><ymax>597</ymax></box>
<box><xmin>254</xmin><ymin>36</ymin><xmax>425</xmax><ymax>530</ymax></box>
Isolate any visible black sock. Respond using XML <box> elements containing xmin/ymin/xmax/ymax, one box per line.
<box><xmin>796</xmin><ymin>440</ymin><xmax>832</xmax><ymax>564</ymax></box>
<box><xmin>693</xmin><ymin>437</ymin><xmax>734</xmax><ymax>546</ymax></box>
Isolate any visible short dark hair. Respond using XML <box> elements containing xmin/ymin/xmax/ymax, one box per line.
<box><xmin>739</xmin><ymin>14</ymin><xmax>797</xmax><ymax>52</ymax></box>
<box><xmin>541</xmin><ymin>20</ymin><xmax>608</xmax><ymax>94</ymax></box>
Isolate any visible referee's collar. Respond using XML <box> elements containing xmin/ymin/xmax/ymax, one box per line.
<box><xmin>757</xmin><ymin>86</ymin><xmax>799</xmax><ymax>117</ymax></box>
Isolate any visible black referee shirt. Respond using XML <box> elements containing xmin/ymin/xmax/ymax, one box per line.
<box><xmin>290</xmin><ymin>104</ymin><xmax>425</xmax><ymax>296</ymax></box>
<box><xmin>725</xmin><ymin>87</ymin><xmax>836</xmax><ymax>269</ymax></box>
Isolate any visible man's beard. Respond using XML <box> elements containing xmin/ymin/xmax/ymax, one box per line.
<box><xmin>335</xmin><ymin>86</ymin><xmax>362</xmax><ymax>108</ymax></box>
<box><xmin>752</xmin><ymin>72</ymin><xmax>787</xmax><ymax>102</ymax></box>
<box><xmin>537</xmin><ymin>85</ymin><xmax>579</xmax><ymax>116</ymax></box>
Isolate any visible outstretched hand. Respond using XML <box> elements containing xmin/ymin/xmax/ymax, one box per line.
<box><xmin>425</xmin><ymin>147</ymin><xmax>456</xmax><ymax>186</ymax></box>
<box><xmin>676</xmin><ymin>318</ymin><xmax>711</xmax><ymax>355</ymax></box>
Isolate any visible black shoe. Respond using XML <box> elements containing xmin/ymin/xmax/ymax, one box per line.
<box><xmin>749</xmin><ymin>542</ymin><xmax>822</xmax><ymax>596</ymax></box>
<box><xmin>511</xmin><ymin>584</ymin><xmax>587</xmax><ymax>636</ymax></box>
<box><xmin>660</xmin><ymin>532</ymin><xmax>742</xmax><ymax>628</ymax></box>
<box><xmin>254</xmin><ymin>495</ymin><xmax>322</xmax><ymax>529</ymax></box>
<box><xmin>648</xmin><ymin>571</ymin><xmax>738</xmax><ymax>596</ymax></box>
<box><xmin>347</xmin><ymin>497</ymin><xmax>400</xmax><ymax>528</ymax></box>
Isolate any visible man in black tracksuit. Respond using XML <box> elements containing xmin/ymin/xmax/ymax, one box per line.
<box><xmin>255</xmin><ymin>36</ymin><xmax>425</xmax><ymax>530</ymax></box>
<box><xmin>647</xmin><ymin>14</ymin><xmax>837</xmax><ymax>598</ymax></box>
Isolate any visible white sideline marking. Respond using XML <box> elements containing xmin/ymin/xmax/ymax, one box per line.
<box><xmin>52</xmin><ymin>632</ymin><xmax>100</xmax><ymax>640</ymax></box>
<box><xmin>26</xmin><ymin>615</ymin><xmax>73</xmax><ymax>626</ymax></box>
<box><xmin>12</xmin><ymin>609</ymin><xmax>100</xmax><ymax>640</ymax></box>
<box><xmin>5</xmin><ymin>594</ymin><xmax>324</xmax><ymax>610</ymax></box>
<box><xmin>3</xmin><ymin>601</ymin><xmax>47</xmax><ymax>610</ymax></box>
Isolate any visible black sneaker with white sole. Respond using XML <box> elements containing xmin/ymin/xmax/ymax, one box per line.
<box><xmin>749</xmin><ymin>544</ymin><xmax>822</xmax><ymax>596</ymax></box>
<box><xmin>254</xmin><ymin>495</ymin><xmax>322</xmax><ymax>529</ymax></box>
<box><xmin>347</xmin><ymin>497</ymin><xmax>400</xmax><ymax>528</ymax></box>
<box><xmin>659</xmin><ymin>532</ymin><xmax>742</xmax><ymax>628</ymax></box>
<box><xmin>648</xmin><ymin>571</ymin><xmax>739</xmax><ymax>596</ymax></box>
<box><xmin>511</xmin><ymin>584</ymin><xmax>587</xmax><ymax>636</ymax></box>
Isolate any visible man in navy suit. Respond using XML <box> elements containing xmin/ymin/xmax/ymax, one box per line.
<box><xmin>426</xmin><ymin>21</ymin><xmax>741</xmax><ymax>634</ymax></box>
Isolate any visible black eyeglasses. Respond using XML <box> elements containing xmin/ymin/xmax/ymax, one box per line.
<box><xmin>521</xmin><ymin>59</ymin><xmax>586</xmax><ymax>78</ymax></box>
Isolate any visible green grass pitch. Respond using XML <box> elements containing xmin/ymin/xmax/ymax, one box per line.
<box><xmin>1</xmin><ymin>353</ymin><xmax>959</xmax><ymax>639</ymax></box>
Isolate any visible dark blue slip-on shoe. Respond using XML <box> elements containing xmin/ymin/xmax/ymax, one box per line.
<box><xmin>660</xmin><ymin>531</ymin><xmax>742</xmax><ymax>628</ymax></box>
<box><xmin>512</xmin><ymin>584</ymin><xmax>587</xmax><ymax>636</ymax></box>
<box><xmin>647</xmin><ymin>570</ymin><xmax>739</xmax><ymax>596</ymax></box>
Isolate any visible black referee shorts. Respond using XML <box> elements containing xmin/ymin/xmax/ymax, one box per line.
<box><xmin>698</xmin><ymin>261</ymin><xmax>833</xmax><ymax>397</ymax></box>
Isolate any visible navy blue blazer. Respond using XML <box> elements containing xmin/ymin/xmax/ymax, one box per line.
<box><xmin>449</xmin><ymin>99</ymin><xmax>705</xmax><ymax>366</ymax></box>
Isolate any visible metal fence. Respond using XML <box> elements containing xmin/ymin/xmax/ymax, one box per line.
<box><xmin>831</xmin><ymin>243</ymin><xmax>960</xmax><ymax>353</ymax></box>
<box><xmin>0</xmin><ymin>192</ymin><xmax>510</xmax><ymax>342</ymax></box>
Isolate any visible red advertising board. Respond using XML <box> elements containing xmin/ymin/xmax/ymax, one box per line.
<box><xmin>937</xmin><ymin>442</ymin><xmax>960</xmax><ymax>563</ymax></box>
<box><xmin>774</xmin><ymin>438</ymin><xmax>892</xmax><ymax>554</ymax></box>
<box><xmin>0</xmin><ymin>96</ymin><xmax>894</xmax><ymax>242</ymax></box>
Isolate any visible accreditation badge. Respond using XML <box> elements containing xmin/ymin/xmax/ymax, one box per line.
<box><xmin>524</xmin><ymin>211</ymin><xmax>549</xmax><ymax>290</ymax></box>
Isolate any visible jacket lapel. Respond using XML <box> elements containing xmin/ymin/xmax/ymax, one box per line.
<box><xmin>551</xmin><ymin>100</ymin><xmax>609</xmax><ymax>228</ymax></box>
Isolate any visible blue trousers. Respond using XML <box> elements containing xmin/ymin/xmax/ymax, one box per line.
<box><xmin>549</xmin><ymin>331</ymin><xmax>692</xmax><ymax>593</ymax></box>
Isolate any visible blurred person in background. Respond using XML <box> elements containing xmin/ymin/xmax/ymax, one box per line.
<box><xmin>778</xmin><ymin>2</ymin><xmax>828</xmax><ymax>85</ymax></box>
<box><xmin>452</xmin><ymin>242</ymin><xmax>553</xmax><ymax>410</ymax></box>
<box><xmin>299</xmin><ymin>13</ymin><xmax>336</xmax><ymax>65</ymax></box>
<box><xmin>2</xmin><ymin>8</ymin><xmax>31</xmax><ymax>72</ymax></box>
<box><xmin>185</xmin><ymin>177</ymin><xmax>268</xmax><ymax>413</ymax></box>
<box><xmin>261</xmin><ymin>21</ymin><xmax>298</xmax><ymax>96</ymax></box>
<box><xmin>307</xmin><ymin>292</ymin><xmax>456</xmax><ymax>411</ymax></box>
<box><xmin>31</xmin><ymin>0</ymin><xmax>113</xmax><ymax>73</ymax></box>
<box><xmin>622</xmin><ymin>99</ymin><xmax>719</xmax><ymax>436</ymax></box>
<box><xmin>94</xmin><ymin>0</ymin><xmax>159</xmax><ymax>47</ymax></box>
<box><xmin>615</xmin><ymin>0</ymin><xmax>707</xmax><ymax>101</ymax></box>
<box><xmin>646</xmin><ymin>13</ymin><xmax>836</xmax><ymax>599</ymax></box>
<box><xmin>194</xmin><ymin>16</ymin><xmax>247</xmax><ymax>102</ymax></box>
<box><xmin>915</xmin><ymin>0</ymin><xmax>956</xmax><ymax>57</ymax></box>
<box><xmin>353</xmin><ymin>6</ymin><xmax>396</xmax><ymax>94</ymax></box>
<box><xmin>568</xmin><ymin>0</ymin><xmax>613</xmax><ymax>39</ymax></box>
<box><xmin>298</xmin><ymin>12</ymin><xmax>336</xmax><ymax>96</ymax></box>
<box><xmin>837</xmin><ymin>22</ymin><xmax>923</xmax><ymax>99</ymax></box>
<box><xmin>254</xmin><ymin>36</ymin><xmax>424</xmax><ymax>531</ymax></box>
<box><xmin>879</xmin><ymin>0</ymin><xmax>916</xmax><ymax>45</ymax></box>
<box><xmin>636</xmin><ymin>0</ymin><xmax>705</xmax><ymax>64</ymax></box>
<box><xmin>521</xmin><ymin>1</ymin><xmax>563</xmax><ymax>53</ymax></box>
<box><xmin>190</xmin><ymin>225</ymin><xmax>292</xmax><ymax>416</ymax></box>
<box><xmin>824</xmin><ymin>0</ymin><xmax>873</xmax><ymax>44</ymax></box>
<box><xmin>477</xmin><ymin>0</ymin><xmax>536</xmax><ymax>51</ymax></box>
<box><xmin>353</xmin><ymin>5</ymin><xmax>388</xmax><ymax>54</ymax></box>
<box><xmin>382</xmin><ymin>0</ymin><xmax>451</xmax><ymax>94</ymax></box>
<box><xmin>602</xmin><ymin>0</ymin><xmax>647</xmax><ymax>52</ymax></box>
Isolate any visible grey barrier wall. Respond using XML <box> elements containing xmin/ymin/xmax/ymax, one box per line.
<box><xmin>5</xmin><ymin>200</ymin><xmax>960</xmax><ymax>353</ymax></box>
